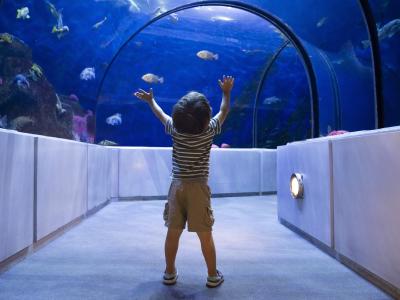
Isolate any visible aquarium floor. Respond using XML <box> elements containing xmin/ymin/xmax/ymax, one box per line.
<box><xmin>0</xmin><ymin>196</ymin><xmax>391</xmax><ymax>300</ymax></box>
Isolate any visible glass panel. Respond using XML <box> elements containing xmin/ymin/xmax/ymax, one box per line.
<box><xmin>97</xmin><ymin>6</ymin><xmax>286</xmax><ymax>146</ymax></box>
<box><xmin>369</xmin><ymin>0</ymin><xmax>400</xmax><ymax>127</ymax></box>
<box><xmin>256</xmin><ymin>45</ymin><xmax>311</xmax><ymax>148</ymax></box>
<box><xmin>0</xmin><ymin>0</ymin><xmax>378</xmax><ymax>143</ymax></box>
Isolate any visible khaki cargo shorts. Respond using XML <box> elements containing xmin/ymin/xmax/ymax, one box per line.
<box><xmin>163</xmin><ymin>179</ymin><xmax>215</xmax><ymax>232</ymax></box>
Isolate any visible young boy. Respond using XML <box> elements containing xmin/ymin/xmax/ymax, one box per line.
<box><xmin>134</xmin><ymin>75</ymin><xmax>234</xmax><ymax>288</ymax></box>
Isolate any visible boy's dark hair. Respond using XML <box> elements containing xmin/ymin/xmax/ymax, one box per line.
<box><xmin>172</xmin><ymin>91</ymin><xmax>211</xmax><ymax>134</ymax></box>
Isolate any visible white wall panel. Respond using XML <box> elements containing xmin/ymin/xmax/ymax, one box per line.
<box><xmin>209</xmin><ymin>149</ymin><xmax>261</xmax><ymax>194</ymax></box>
<box><xmin>0</xmin><ymin>130</ymin><xmax>34</xmax><ymax>261</ymax></box>
<box><xmin>118</xmin><ymin>147</ymin><xmax>172</xmax><ymax>197</ymax></box>
<box><xmin>260</xmin><ymin>149</ymin><xmax>277</xmax><ymax>193</ymax></box>
<box><xmin>88</xmin><ymin>144</ymin><xmax>111</xmax><ymax>210</ymax></box>
<box><xmin>36</xmin><ymin>137</ymin><xmax>87</xmax><ymax>240</ymax></box>
<box><xmin>333</xmin><ymin>131</ymin><xmax>400</xmax><ymax>289</ymax></box>
<box><xmin>277</xmin><ymin>140</ymin><xmax>332</xmax><ymax>247</ymax></box>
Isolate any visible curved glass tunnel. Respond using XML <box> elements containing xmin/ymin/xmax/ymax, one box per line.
<box><xmin>97</xmin><ymin>6</ymin><xmax>312</xmax><ymax>147</ymax></box>
<box><xmin>0</xmin><ymin>0</ymin><xmax>398</xmax><ymax>146</ymax></box>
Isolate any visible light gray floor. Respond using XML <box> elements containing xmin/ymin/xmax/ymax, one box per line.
<box><xmin>0</xmin><ymin>196</ymin><xmax>391</xmax><ymax>300</ymax></box>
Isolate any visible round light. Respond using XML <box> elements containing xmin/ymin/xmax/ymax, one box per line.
<box><xmin>290</xmin><ymin>173</ymin><xmax>304</xmax><ymax>199</ymax></box>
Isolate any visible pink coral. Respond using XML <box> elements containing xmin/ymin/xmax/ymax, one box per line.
<box><xmin>211</xmin><ymin>144</ymin><xmax>219</xmax><ymax>148</ymax></box>
<box><xmin>221</xmin><ymin>143</ymin><xmax>231</xmax><ymax>148</ymax></box>
<box><xmin>72</xmin><ymin>110</ymin><xmax>95</xmax><ymax>143</ymax></box>
<box><xmin>328</xmin><ymin>130</ymin><xmax>348</xmax><ymax>136</ymax></box>
<box><xmin>69</xmin><ymin>94</ymin><xmax>79</xmax><ymax>102</ymax></box>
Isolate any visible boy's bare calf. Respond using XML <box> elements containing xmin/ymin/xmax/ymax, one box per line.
<box><xmin>197</xmin><ymin>231</ymin><xmax>217</xmax><ymax>277</ymax></box>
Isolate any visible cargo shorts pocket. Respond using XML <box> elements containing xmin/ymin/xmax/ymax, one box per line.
<box><xmin>205</xmin><ymin>206</ymin><xmax>215</xmax><ymax>227</ymax></box>
<box><xmin>163</xmin><ymin>202</ymin><xmax>169</xmax><ymax>227</ymax></box>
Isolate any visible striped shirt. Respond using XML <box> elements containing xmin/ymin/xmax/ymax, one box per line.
<box><xmin>165</xmin><ymin>117</ymin><xmax>221</xmax><ymax>180</ymax></box>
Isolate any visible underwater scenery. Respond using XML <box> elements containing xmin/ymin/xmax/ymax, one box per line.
<box><xmin>0</xmin><ymin>0</ymin><xmax>399</xmax><ymax>147</ymax></box>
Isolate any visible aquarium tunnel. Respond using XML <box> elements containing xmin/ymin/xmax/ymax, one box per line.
<box><xmin>1</xmin><ymin>0</ymin><xmax>400</xmax><ymax>299</ymax></box>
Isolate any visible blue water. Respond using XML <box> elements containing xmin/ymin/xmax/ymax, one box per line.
<box><xmin>0</xmin><ymin>0</ymin><xmax>399</xmax><ymax>147</ymax></box>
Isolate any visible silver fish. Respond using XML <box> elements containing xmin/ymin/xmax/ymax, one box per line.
<box><xmin>263</xmin><ymin>96</ymin><xmax>281</xmax><ymax>105</ymax></box>
<box><xmin>80</xmin><ymin>67</ymin><xmax>96</xmax><ymax>81</ymax></box>
<box><xmin>317</xmin><ymin>17</ymin><xmax>328</xmax><ymax>28</ymax></box>
<box><xmin>106</xmin><ymin>113</ymin><xmax>122</xmax><ymax>126</ymax></box>
<box><xmin>16</xmin><ymin>7</ymin><xmax>30</xmax><ymax>20</ymax></box>
<box><xmin>93</xmin><ymin>16</ymin><xmax>107</xmax><ymax>30</ymax></box>
<box><xmin>197</xmin><ymin>50</ymin><xmax>219</xmax><ymax>61</ymax></box>
<box><xmin>362</xmin><ymin>18</ymin><xmax>400</xmax><ymax>48</ymax></box>
<box><xmin>142</xmin><ymin>73</ymin><xmax>164</xmax><ymax>84</ymax></box>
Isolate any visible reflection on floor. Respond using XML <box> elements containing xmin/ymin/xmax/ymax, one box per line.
<box><xmin>0</xmin><ymin>196</ymin><xmax>391</xmax><ymax>300</ymax></box>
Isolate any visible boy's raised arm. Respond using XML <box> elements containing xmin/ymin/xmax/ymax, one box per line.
<box><xmin>134</xmin><ymin>88</ymin><xmax>170</xmax><ymax>125</ymax></box>
<box><xmin>214</xmin><ymin>75</ymin><xmax>234</xmax><ymax>125</ymax></box>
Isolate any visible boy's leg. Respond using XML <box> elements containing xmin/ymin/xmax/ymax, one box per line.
<box><xmin>165</xmin><ymin>228</ymin><xmax>183</xmax><ymax>274</ymax></box>
<box><xmin>197</xmin><ymin>231</ymin><xmax>217</xmax><ymax>277</ymax></box>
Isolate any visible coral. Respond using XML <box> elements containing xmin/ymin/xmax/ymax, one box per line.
<box><xmin>9</xmin><ymin>116</ymin><xmax>34</xmax><ymax>130</ymax></box>
<box><xmin>29</xmin><ymin>63</ymin><xmax>43</xmax><ymax>81</ymax></box>
<box><xmin>0</xmin><ymin>33</ymin><xmax>72</xmax><ymax>139</ymax></box>
<box><xmin>69</xmin><ymin>94</ymin><xmax>79</xmax><ymax>102</ymax></box>
<box><xmin>72</xmin><ymin>110</ymin><xmax>95</xmax><ymax>143</ymax></box>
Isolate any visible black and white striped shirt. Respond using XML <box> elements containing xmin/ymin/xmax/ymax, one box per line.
<box><xmin>165</xmin><ymin>117</ymin><xmax>221</xmax><ymax>180</ymax></box>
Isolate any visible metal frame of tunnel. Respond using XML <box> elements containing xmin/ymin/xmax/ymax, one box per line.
<box><xmin>252</xmin><ymin>39</ymin><xmax>290</xmax><ymax>148</ymax></box>
<box><xmin>357</xmin><ymin>0</ymin><xmax>384</xmax><ymax>128</ymax></box>
<box><xmin>96</xmin><ymin>1</ymin><xmax>320</xmax><ymax>139</ymax></box>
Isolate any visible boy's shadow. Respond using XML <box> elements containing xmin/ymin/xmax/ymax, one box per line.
<box><xmin>128</xmin><ymin>280</ymin><xmax>222</xmax><ymax>300</ymax></box>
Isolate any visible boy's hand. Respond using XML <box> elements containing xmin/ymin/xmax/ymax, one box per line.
<box><xmin>134</xmin><ymin>88</ymin><xmax>154</xmax><ymax>104</ymax></box>
<box><xmin>218</xmin><ymin>75</ymin><xmax>234</xmax><ymax>94</ymax></box>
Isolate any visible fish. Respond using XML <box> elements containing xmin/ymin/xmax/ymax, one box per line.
<box><xmin>47</xmin><ymin>2</ymin><xmax>69</xmax><ymax>38</ymax></box>
<box><xmin>51</xmin><ymin>9</ymin><xmax>69</xmax><ymax>39</ymax></box>
<box><xmin>98</xmin><ymin>139</ymin><xmax>118</xmax><ymax>146</ymax></box>
<box><xmin>151</xmin><ymin>7</ymin><xmax>164</xmax><ymax>17</ymax></box>
<box><xmin>0</xmin><ymin>77</ymin><xmax>3</xmax><ymax>85</ymax></box>
<box><xmin>100</xmin><ymin>17</ymin><xmax>133</xmax><ymax>48</ymax></box>
<box><xmin>362</xmin><ymin>19</ymin><xmax>400</xmax><ymax>48</ymax></box>
<box><xmin>332</xmin><ymin>58</ymin><xmax>345</xmax><ymax>65</ymax></box>
<box><xmin>152</xmin><ymin>8</ymin><xmax>178</xmax><ymax>23</ymax></box>
<box><xmin>226</xmin><ymin>37</ymin><xmax>239</xmax><ymax>43</ymax></box>
<box><xmin>0</xmin><ymin>115</ymin><xmax>7</xmax><ymax>128</ymax></box>
<box><xmin>46</xmin><ymin>1</ymin><xmax>59</xmax><ymax>19</ymax></box>
<box><xmin>92</xmin><ymin>16</ymin><xmax>107</xmax><ymax>30</ymax></box>
<box><xmin>317</xmin><ymin>17</ymin><xmax>328</xmax><ymax>28</ymax></box>
<box><xmin>263</xmin><ymin>96</ymin><xmax>281</xmax><ymax>105</ymax></box>
<box><xmin>378</xmin><ymin>19</ymin><xmax>400</xmax><ymax>39</ymax></box>
<box><xmin>134</xmin><ymin>41</ymin><xmax>143</xmax><ymax>47</ymax></box>
<box><xmin>0</xmin><ymin>33</ymin><xmax>13</xmax><ymax>44</ymax></box>
<box><xmin>56</xmin><ymin>94</ymin><xmax>66</xmax><ymax>115</ymax></box>
<box><xmin>197</xmin><ymin>50</ymin><xmax>219</xmax><ymax>61</ymax></box>
<box><xmin>13</xmin><ymin>74</ymin><xmax>30</xmax><ymax>89</ymax></box>
<box><xmin>211</xmin><ymin>16</ymin><xmax>234</xmax><ymax>22</ymax></box>
<box><xmin>169</xmin><ymin>13</ymin><xmax>179</xmax><ymax>23</ymax></box>
<box><xmin>241</xmin><ymin>49</ymin><xmax>265</xmax><ymax>55</ymax></box>
<box><xmin>29</xmin><ymin>63</ymin><xmax>43</xmax><ymax>81</ymax></box>
<box><xmin>16</xmin><ymin>7</ymin><xmax>30</xmax><ymax>20</ymax></box>
<box><xmin>141</xmin><ymin>73</ymin><xmax>164</xmax><ymax>84</ymax></box>
<box><xmin>106</xmin><ymin>113</ymin><xmax>122</xmax><ymax>126</ymax></box>
<box><xmin>80</xmin><ymin>67</ymin><xmax>96</xmax><ymax>80</ymax></box>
